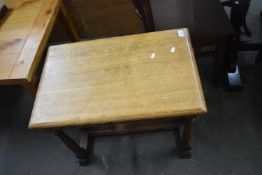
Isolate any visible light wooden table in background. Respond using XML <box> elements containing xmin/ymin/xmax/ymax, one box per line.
<box><xmin>29</xmin><ymin>28</ymin><xmax>207</xmax><ymax>166</ymax></box>
<box><xmin>0</xmin><ymin>0</ymin><xmax>79</xmax><ymax>95</ymax></box>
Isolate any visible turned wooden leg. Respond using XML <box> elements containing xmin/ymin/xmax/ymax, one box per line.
<box><xmin>59</xmin><ymin>0</ymin><xmax>80</xmax><ymax>42</ymax></box>
<box><xmin>54</xmin><ymin>129</ymin><xmax>94</xmax><ymax>166</ymax></box>
<box><xmin>180</xmin><ymin>119</ymin><xmax>192</xmax><ymax>159</ymax></box>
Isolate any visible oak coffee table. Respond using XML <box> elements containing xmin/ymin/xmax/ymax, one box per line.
<box><xmin>29</xmin><ymin>28</ymin><xmax>207</xmax><ymax>166</ymax></box>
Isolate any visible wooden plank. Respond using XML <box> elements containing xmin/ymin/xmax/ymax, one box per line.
<box><xmin>9</xmin><ymin>0</ymin><xmax>60</xmax><ymax>82</ymax></box>
<box><xmin>0</xmin><ymin>0</ymin><xmax>45</xmax><ymax>82</ymax></box>
<box><xmin>0</xmin><ymin>53</ymin><xmax>17</xmax><ymax>80</ymax></box>
<box><xmin>29</xmin><ymin>29</ymin><xmax>207</xmax><ymax>129</ymax></box>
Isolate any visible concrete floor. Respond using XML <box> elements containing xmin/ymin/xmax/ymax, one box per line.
<box><xmin>1</xmin><ymin>1</ymin><xmax>262</xmax><ymax>175</ymax></box>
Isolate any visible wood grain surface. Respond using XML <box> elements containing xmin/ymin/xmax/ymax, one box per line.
<box><xmin>0</xmin><ymin>0</ymin><xmax>60</xmax><ymax>84</ymax></box>
<box><xmin>29</xmin><ymin>28</ymin><xmax>207</xmax><ymax>129</ymax></box>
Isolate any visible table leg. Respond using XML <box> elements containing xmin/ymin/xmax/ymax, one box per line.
<box><xmin>79</xmin><ymin>129</ymin><xmax>94</xmax><ymax>166</ymax></box>
<box><xmin>131</xmin><ymin>0</ymin><xmax>155</xmax><ymax>32</ymax></box>
<box><xmin>22</xmin><ymin>75</ymin><xmax>38</xmax><ymax>96</ymax></box>
<box><xmin>59</xmin><ymin>0</ymin><xmax>80</xmax><ymax>42</ymax></box>
<box><xmin>54</xmin><ymin>129</ymin><xmax>94</xmax><ymax>166</ymax></box>
<box><xmin>0</xmin><ymin>5</ymin><xmax>8</xmax><ymax>20</ymax></box>
<box><xmin>255</xmin><ymin>51</ymin><xmax>262</xmax><ymax>65</ymax></box>
<box><xmin>180</xmin><ymin>119</ymin><xmax>192</xmax><ymax>159</ymax></box>
<box><xmin>214</xmin><ymin>36</ymin><xmax>228</xmax><ymax>85</ymax></box>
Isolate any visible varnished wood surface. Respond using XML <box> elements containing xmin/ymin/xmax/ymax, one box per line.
<box><xmin>3</xmin><ymin>0</ymin><xmax>28</xmax><ymax>9</ymax></box>
<box><xmin>29</xmin><ymin>28</ymin><xmax>207</xmax><ymax>129</ymax></box>
<box><xmin>0</xmin><ymin>0</ymin><xmax>60</xmax><ymax>85</ymax></box>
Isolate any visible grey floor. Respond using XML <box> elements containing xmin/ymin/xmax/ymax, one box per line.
<box><xmin>1</xmin><ymin>2</ymin><xmax>262</xmax><ymax>175</ymax></box>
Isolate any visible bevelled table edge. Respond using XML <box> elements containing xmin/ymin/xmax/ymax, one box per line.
<box><xmin>28</xmin><ymin>107</ymin><xmax>207</xmax><ymax>129</ymax></box>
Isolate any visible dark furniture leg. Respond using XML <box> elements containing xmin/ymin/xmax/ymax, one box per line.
<box><xmin>214</xmin><ymin>37</ymin><xmax>228</xmax><ymax>85</ymax></box>
<box><xmin>79</xmin><ymin>129</ymin><xmax>94</xmax><ymax>166</ymax></box>
<box><xmin>22</xmin><ymin>74</ymin><xmax>38</xmax><ymax>96</ymax></box>
<box><xmin>223</xmin><ymin>0</ymin><xmax>262</xmax><ymax>90</ymax></box>
<box><xmin>131</xmin><ymin>0</ymin><xmax>155</xmax><ymax>32</ymax></box>
<box><xmin>59</xmin><ymin>0</ymin><xmax>80</xmax><ymax>42</ymax></box>
<box><xmin>226</xmin><ymin>39</ymin><xmax>262</xmax><ymax>89</ymax></box>
<box><xmin>255</xmin><ymin>51</ymin><xmax>262</xmax><ymax>65</ymax></box>
<box><xmin>180</xmin><ymin>119</ymin><xmax>192</xmax><ymax>159</ymax></box>
<box><xmin>54</xmin><ymin>129</ymin><xmax>93</xmax><ymax>166</ymax></box>
<box><xmin>0</xmin><ymin>4</ymin><xmax>8</xmax><ymax>20</ymax></box>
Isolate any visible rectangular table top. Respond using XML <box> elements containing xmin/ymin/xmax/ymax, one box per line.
<box><xmin>29</xmin><ymin>28</ymin><xmax>207</xmax><ymax>129</ymax></box>
<box><xmin>0</xmin><ymin>0</ymin><xmax>60</xmax><ymax>85</ymax></box>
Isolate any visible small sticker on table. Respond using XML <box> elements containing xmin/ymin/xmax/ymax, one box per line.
<box><xmin>178</xmin><ymin>30</ymin><xmax>185</xmax><ymax>37</ymax></box>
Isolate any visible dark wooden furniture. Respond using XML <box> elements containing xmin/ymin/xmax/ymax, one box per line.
<box><xmin>132</xmin><ymin>0</ymin><xmax>235</xmax><ymax>85</ymax></box>
<box><xmin>0</xmin><ymin>4</ymin><xmax>8</xmax><ymax>19</ymax></box>
<box><xmin>223</xmin><ymin>0</ymin><xmax>262</xmax><ymax>89</ymax></box>
<box><xmin>132</xmin><ymin>0</ymin><xmax>155</xmax><ymax>32</ymax></box>
<box><xmin>29</xmin><ymin>29</ymin><xmax>207</xmax><ymax>166</ymax></box>
<box><xmin>54</xmin><ymin>117</ymin><xmax>195</xmax><ymax>166</ymax></box>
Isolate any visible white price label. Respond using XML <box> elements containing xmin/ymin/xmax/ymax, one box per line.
<box><xmin>178</xmin><ymin>30</ymin><xmax>185</xmax><ymax>37</ymax></box>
